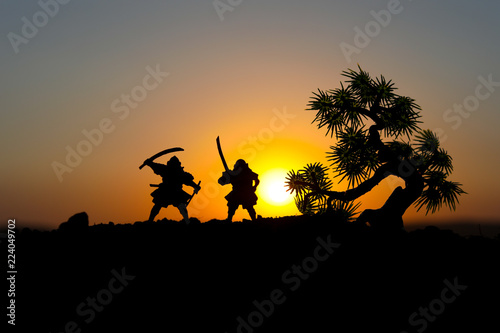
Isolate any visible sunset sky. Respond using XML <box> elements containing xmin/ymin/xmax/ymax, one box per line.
<box><xmin>1</xmin><ymin>1</ymin><xmax>499</xmax><ymax>230</ymax></box>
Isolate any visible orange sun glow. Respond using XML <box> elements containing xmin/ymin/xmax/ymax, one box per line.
<box><xmin>258</xmin><ymin>168</ymin><xmax>294</xmax><ymax>206</ymax></box>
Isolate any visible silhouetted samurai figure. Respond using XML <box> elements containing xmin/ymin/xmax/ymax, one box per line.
<box><xmin>218</xmin><ymin>159</ymin><xmax>259</xmax><ymax>222</ymax></box>
<box><xmin>144</xmin><ymin>156</ymin><xmax>201</xmax><ymax>223</ymax></box>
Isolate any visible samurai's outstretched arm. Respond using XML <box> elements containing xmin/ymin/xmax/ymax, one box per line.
<box><xmin>143</xmin><ymin>160</ymin><xmax>166</xmax><ymax>176</ymax></box>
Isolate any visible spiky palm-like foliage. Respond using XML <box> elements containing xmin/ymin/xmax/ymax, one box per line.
<box><xmin>412</xmin><ymin>130</ymin><xmax>466</xmax><ymax>214</ymax></box>
<box><xmin>287</xmin><ymin>66</ymin><xmax>465</xmax><ymax>226</ymax></box>
<box><xmin>285</xmin><ymin>163</ymin><xmax>360</xmax><ymax>222</ymax></box>
<box><xmin>326</xmin><ymin>126</ymin><xmax>380</xmax><ymax>188</ymax></box>
<box><xmin>286</xmin><ymin>163</ymin><xmax>331</xmax><ymax>214</ymax></box>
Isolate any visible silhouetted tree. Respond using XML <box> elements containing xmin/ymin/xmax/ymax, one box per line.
<box><xmin>286</xmin><ymin>66</ymin><xmax>466</xmax><ymax>230</ymax></box>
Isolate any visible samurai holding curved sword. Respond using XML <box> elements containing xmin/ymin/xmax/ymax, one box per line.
<box><xmin>216</xmin><ymin>137</ymin><xmax>259</xmax><ymax>222</ymax></box>
<box><xmin>218</xmin><ymin>159</ymin><xmax>259</xmax><ymax>222</ymax></box>
<box><xmin>142</xmin><ymin>154</ymin><xmax>201</xmax><ymax>223</ymax></box>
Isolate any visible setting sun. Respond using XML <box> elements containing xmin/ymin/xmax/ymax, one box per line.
<box><xmin>258</xmin><ymin>168</ymin><xmax>294</xmax><ymax>206</ymax></box>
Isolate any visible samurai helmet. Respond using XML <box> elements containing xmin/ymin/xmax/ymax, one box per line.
<box><xmin>167</xmin><ymin>156</ymin><xmax>182</xmax><ymax>167</ymax></box>
<box><xmin>234</xmin><ymin>159</ymin><xmax>248</xmax><ymax>170</ymax></box>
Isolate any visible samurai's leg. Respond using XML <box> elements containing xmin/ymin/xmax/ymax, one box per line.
<box><xmin>177</xmin><ymin>203</ymin><xmax>190</xmax><ymax>223</ymax></box>
<box><xmin>227</xmin><ymin>203</ymin><xmax>237</xmax><ymax>222</ymax></box>
<box><xmin>247</xmin><ymin>206</ymin><xmax>257</xmax><ymax>221</ymax></box>
<box><xmin>148</xmin><ymin>204</ymin><xmax>162</xmax><ymax>222</ymax></box>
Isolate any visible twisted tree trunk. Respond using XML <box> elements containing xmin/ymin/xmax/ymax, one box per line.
<box><xmin>354</xmin><ymin>165</ymin><xmax>424</xmax><ymax>231</ymax></box>
<box><xmin>320</xmin><ymin>124</ymin><xmax>426</xmax><ymax>230</ymax></box>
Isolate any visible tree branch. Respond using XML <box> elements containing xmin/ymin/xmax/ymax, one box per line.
<box><xmin>301</xmin><ymin>163</ymin><xmax>395</xmax><ymax>202</ymax></box>
<box><xmin>351</xmin><ymin>107</ymin><xmax>383</xmax><ymax>126</ymax></box>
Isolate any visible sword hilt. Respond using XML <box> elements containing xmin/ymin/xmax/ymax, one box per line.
<box><xmin>186</xmin><ymin>181</ymin><xmax>201</xmax><ymax>207</ymax></box>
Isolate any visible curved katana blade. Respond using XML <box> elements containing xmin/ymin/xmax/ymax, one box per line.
<box><xmin>216</xmin><ymin>136</ymin><xmax>230</xmax><ymax>173</ymax></box>
<box><xmin>139</xmin><ymin>147</ymin><xmax>184</xmax><ymax>169</ymax></box>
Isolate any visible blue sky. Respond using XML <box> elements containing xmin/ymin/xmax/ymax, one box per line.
<box><xmin>1</xmin><ymin>0</ymin><xmax>499</xmax><ymax>229</ymax></box>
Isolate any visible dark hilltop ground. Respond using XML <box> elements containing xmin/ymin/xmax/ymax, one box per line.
<box><xmin>11</xmin><ymin>213</ymin><xmax>500</xmax><ymax>332</ymax></box>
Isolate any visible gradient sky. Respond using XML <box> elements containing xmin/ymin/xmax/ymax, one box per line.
<box><xmin>1</xmin><ymin>0</ymin><xmax>499</xmax><ymax>230</ymax></box>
